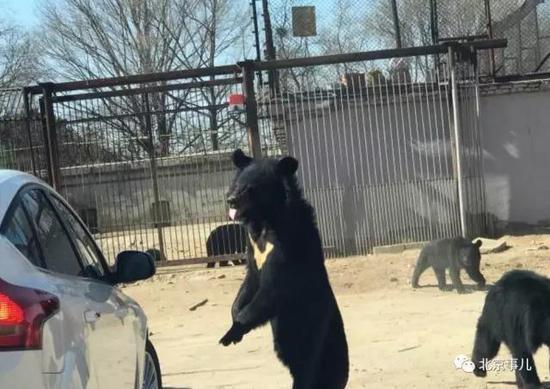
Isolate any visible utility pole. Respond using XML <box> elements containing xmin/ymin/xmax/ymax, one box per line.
<box><xmin>390</xmin><ymin>0</ymin><xmax>402</xmax><ymax>48</ymax></box>
<box><xmin>429</xmin><ymin>0</ymin><xmax>439</xmax><ymax>45</ymax></box>
<box><xmin>251</xmin><ymin>0</ymin><xmax>263</xmax><ymax>85</ymax></box>
<box><xmin>261</xmin><ymin>0</ymin><xmax>279</xmax><ymax>92</ymax></box>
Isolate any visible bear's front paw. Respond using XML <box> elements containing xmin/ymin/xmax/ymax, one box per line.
<box><xmin>219</xmin><ymin>322</ymin><xmax>245</xmax><ymax>346</ymax></box>
<box><xmin>475</xmin><ymin>283</ymin><xmax>486</xmax><ymax>291</ymax></box>
<box><xmin>473</xmin><ymin>367</ymin><xmax>487</xmax><ymax>377</ymax></box>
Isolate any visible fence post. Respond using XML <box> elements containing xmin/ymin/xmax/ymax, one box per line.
<box><xmin>39</xmin><ymin>83</ymin><xmax>61</xmax><ymax>191</ymax></box>
<box><xmin>448</xmin><ymin>45</ymin><xmax>468</xmax><ymax>238</ymax></box>
<box><xmin>472</xmin><ymin>49</ymin><xmax>493</xmax><ymax>237</ymax></box>
<box><xmin>143</xmin><ymin>92</ymin><xmax>166</xmax><ymax>261</ymax></box>
<box><xmin>240</xmin><ymin>60</ymin><xmax>262</xmax><ymax>158</ymax></box>
<box><xmin>22</xmin><ymin>88</ymin><xmax>37</xmax><ymax>177</ymax></box>
<box><xmin>484</xmin><ymin>0</ymin><xmax>496</xmax><ymax>77</ymax></box>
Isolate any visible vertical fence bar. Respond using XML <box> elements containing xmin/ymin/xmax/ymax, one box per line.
<box><xmin>448</xmin><ymin>46</ymin><xmax>468</xmax><ymax>238</ymax></box>
<box><xmin>144</xmin><ymin>92</ymin><xmax>166</xmax><ymax>261</ymax></box>
<box><xmin>240</xmin><ymin>61</ymin><xmax>262</xmax><ymax>158</ymax></box>
<box><xmin>473</xmin><ymin>54</ymin><xmax>491</xmax><ymax>236</ymax></box>
<box><xmin>39</xmin><ymin>83</ymin><xmax>61</xmax><ymax>191</ymax></box>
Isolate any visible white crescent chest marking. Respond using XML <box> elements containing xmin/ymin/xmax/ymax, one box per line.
<box><xmin>249</xmin><ymin>234</ymin><xmax>274</xmax><ymax>269</ymax></box>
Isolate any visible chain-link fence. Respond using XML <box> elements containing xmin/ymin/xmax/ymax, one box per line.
<box><xmin>267</xmin><ymin>0</ymin><xmax>550</xmax><ymax>76</ymax></box>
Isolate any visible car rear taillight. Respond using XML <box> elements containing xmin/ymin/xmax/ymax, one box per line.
<box><xmin>0</xmin><ymin>279</ymin><xmax>59</xmax><ymax>350</ymax></box>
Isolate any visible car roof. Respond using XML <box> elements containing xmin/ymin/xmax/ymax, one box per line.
<box><xmin>0</xmin><ymin>170</ymin><xmax>48</xmax><ymax>223</ymax></box>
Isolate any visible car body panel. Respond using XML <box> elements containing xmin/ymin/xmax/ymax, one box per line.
<box><xmin>0</xmin><ymin>170</ymin><xmax>150</xmax><ymax>388</ymax></box>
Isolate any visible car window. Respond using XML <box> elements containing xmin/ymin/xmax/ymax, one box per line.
<box><xmin>22</xmin><ymin>189</ymin><xmax>83</xmax><ymax>277</ymax></box>
<box><xmin>1</xmin><ymin>204</ymin><xmax>43</xmax><ymax>267</ymax></box>
<box><xmin>49</xmin><ymin>195</ymin><xmax>106</xmax><ymax>279</ymax></box>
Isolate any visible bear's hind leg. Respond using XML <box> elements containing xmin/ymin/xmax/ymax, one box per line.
<box><xmin>510</xmin><ymin>342</ymin><xmax>541</xmax><ymax>388</ymax></box>
<box><xmin>512</xmin><ymin>354</ymin><xmax>540</xmax><ymax>389</ymax></box>
<box><xmin>434</xmin><ymin>268</ymin><xmax>451</xmax><ymax>291</ymax></box>
<box><xmin>309</xmin><ymin>314</ymin><xmax>349</xmax><ymax>389</ymax></box>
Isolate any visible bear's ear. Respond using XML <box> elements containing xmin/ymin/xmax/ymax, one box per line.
<box><xmin>474</xmin><ymin>239</ymin><xmax>482</xmax><ymax>248</ymax></box>
<box><xmin>232</xmin><ymin>149</ymin><xmax>252</xmax><ymax>169</ymax></box>
<box><xmin>276</xmin><ymin>156</ymin><xmax>298</xmax><ymax>176</ymax></box>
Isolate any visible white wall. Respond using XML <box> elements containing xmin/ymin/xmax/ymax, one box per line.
<box><xmin>481</xmin><ymin>86</ymin><xmax>550</xmax><ymax>227</ymax></box>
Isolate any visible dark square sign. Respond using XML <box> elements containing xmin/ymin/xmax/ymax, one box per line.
<box><xmin>292</xmin><ymin>6</ymin><xmax>317</xmax><ymax>37</ymax></box>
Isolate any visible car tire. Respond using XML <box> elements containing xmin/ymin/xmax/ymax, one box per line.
<box><xmin>143</xmin><ymin>339</ymin><xmax>162</xmax><ymax>389</ymax></box>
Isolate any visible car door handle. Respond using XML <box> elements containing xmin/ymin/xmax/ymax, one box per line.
<box><xmin>84</xmin><ymin>310</ymin><xmax>101</xmax><ymax>323</ymax></box>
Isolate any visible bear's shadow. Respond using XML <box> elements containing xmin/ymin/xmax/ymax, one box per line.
<box><xmin>414</xmin><ymin>283</ymin><xmax>493</xmax><ymax>294</ymax></box>
<box><xmin>488</xmin><ymin>381</ymin><xmax>550</xmax><ymax>388</ymax></box>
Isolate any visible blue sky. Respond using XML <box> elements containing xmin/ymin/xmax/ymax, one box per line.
<box><xmin>2</xmin><ymin>0</ymin><xmax>353</xmax><ymax>30</ymax></box>
<box><xmin>3</xmin><ymin>0</ymin><xmax>39</xmax><ymax>27</ymax></box>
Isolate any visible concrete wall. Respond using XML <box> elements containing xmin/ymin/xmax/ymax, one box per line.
<box><xmin>59</xmin><ymin>152</ymin><xmax>235</xmax><ymax>232</ymax></box>
<box><xmin>480</xmin><ymin>82</ymin><xmax>550</xmax><ymax>230</ymax></box>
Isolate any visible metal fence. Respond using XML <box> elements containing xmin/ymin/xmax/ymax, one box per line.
<box><xmin>267</xmin><ymin>0</ymin><xmax>550</xmax><ymax>77</ymax></box>
<box><xmin>19</xmin><ymin>69</ymin><xmax>272</xmax><ymax>265</ymax></box>
<box><xmin>256</xmin><ymin>43</ymin><xmax>490</xmax><ymax>256</ymax></box>
<box><xmin>0</xmin><ymin>89</ymin><xmax>47</xmax><ymax>179</ymax></box>
<box><xmin>0</xmin><ymin>39</ymin><xmax>502</xmax><ymax>264</ymax></box>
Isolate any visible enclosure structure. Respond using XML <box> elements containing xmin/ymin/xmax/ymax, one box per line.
<box><xmin>267</xmin><ymin>0</ymin><xmax>550</xmax><ymax>78</ymax></box>
<box><xmin>254</xmin><ymin>42</ymin><xmax>499</xmax><ymax>256</ymax></box>
<box><xmin>0</xmin><ymin>39</ymin><xmax>504</xmax><ymax>264</ymax></box>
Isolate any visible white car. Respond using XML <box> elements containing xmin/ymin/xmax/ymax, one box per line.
<box><xmin>0</xmin><ymin>170</ymin><xmax>161</xmax><ymax>388</ymax></box>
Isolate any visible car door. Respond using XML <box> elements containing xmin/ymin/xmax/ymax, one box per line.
<box><xmin>45</xmin><ymin>191</ymin><xmax>142</xmax><ymax>388</ymax></box>
<box><xmin>3</xmin><ymin>188</ymin><xmax>100</xmax><ymax>388</ymax></box>
<box><xmin>21</xmin><ymin>188</ymin><xmax>138</xmax><ymax>388</ymax></box>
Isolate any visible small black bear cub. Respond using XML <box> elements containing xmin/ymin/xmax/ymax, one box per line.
<box><xmin>411</xmin><ymin>237</ymin><xmax>485</xmax><ymax>293</ymax></box>
<box><xmin>205</xmin><ymin>223</ymin><xmax>247</xmax><ymax>268</ymax></box>
<box><xmin>472</xmin><ymin>270</ymin><xmax>550</xmax><ymax>388</ymax></box>
<box><xmin>219</xmin><ymin>149</ymin><xmax>349</xmax><ymax>389</ymax></box>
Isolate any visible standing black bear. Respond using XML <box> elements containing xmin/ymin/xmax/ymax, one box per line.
<box><xmin>219</xmin><ymin>149</ymin><xmax>349</xmax><ymax>389</ymax></box>
<box><xmin>472</xmin><ymin>270</ymin><xmax>550</xmax><ymax>388</ymax></box>
<box><xmin>411</xmin><ymin>237</ymin><xmax>485</xmax><ymax>293</ymax></box>
<box><xmin>205</xmin><ymin>223</ymin><xmax>247</xmax><ymax>268</ymax></box>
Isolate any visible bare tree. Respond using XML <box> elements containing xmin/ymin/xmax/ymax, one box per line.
<box><xmin>0</xmin><ymin>19</ymin><xmax>43</xmax><ymax>87</ymax></box>
<box><xmin>39</xmin><ymin>0</ymin><xmax>251</xmax><ymax>159</ymax></box>
<box><xmin>271</xmin><ymin>0</ymin><xmax>382</xmax><ymax>90</ymax></box>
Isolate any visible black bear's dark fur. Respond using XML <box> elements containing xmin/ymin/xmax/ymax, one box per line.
<box><xmin>411</xmin><ymin>237</ymin><xmax>485</xmax><ymax>293</ymax></box>
<box><xmin>472</xmin><ymin>270</ymin><xmax>550</xmax><ymax>388</ymax></box>
<box><xmin>219</xmin><ymin>149</ymin><xmax>349</xmax><ymax>389</ymax></box>
<box><xmin>146</xmin><ymin>248</ymin><xmax>162</xmax><ymax>262</ymax></box>
<box><xmin>205</xmin><ymin>223</ymin><xmax>247</xmax><ymax>268</ymax></box>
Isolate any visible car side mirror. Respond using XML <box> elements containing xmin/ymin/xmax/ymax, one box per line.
<box><xmin>114</xmin><ymin>251</ymin><xmax>156</xmax><ymax>284</ymax></box>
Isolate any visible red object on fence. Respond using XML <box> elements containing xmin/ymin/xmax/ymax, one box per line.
<box><xmin>228</xmin><ymin>93</ymin><xmax>245</xmax><ymax>112</ymax></box>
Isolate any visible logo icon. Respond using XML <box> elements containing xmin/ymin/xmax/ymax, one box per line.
<box><xmin>454</xmin><ymin>355</ymin><xmax>475</xmax><ymax>373</ymax></box>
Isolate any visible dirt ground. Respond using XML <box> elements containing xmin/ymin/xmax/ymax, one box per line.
<box><xmin>124</xmin><ymin>234</ymin><xmax>550</xmax><ymax>389</ymax></box>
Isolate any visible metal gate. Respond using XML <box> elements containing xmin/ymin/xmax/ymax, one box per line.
<box><xmin>24</xmin><ymin>68</ymin><xmax>265</xmax><ymax>265</ymax></box>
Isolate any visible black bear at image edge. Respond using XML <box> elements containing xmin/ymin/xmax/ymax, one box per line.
<box><xmin>471</xmin><ymin>269</ymin><xmax>550</xmax><ymax>388</ymax></box>
<box><xmin>218</xmin><ymin>149</ymin><xmax>349</xmax><ymax>389</ymax></box>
